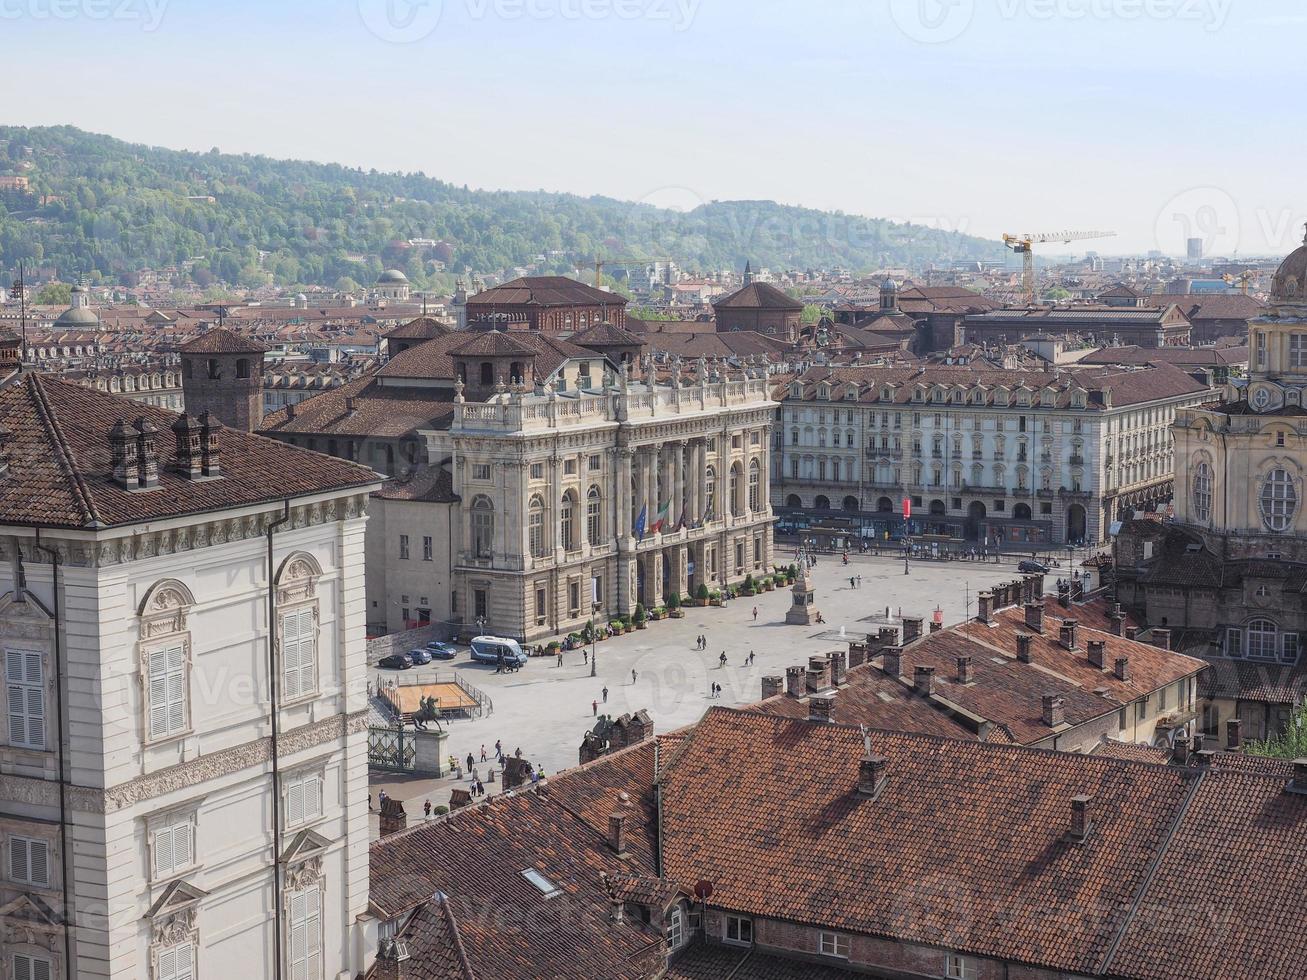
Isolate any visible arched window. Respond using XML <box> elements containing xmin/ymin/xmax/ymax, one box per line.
<box><xmin>586</xmin><ymin>486</ymin><xmax>602</xmax><ymax>544</ymax></box>
<box><xmin>560</xmin><ymin>491</ymin><xmax>577</xmax><ymax>552</ymax></box>
<box><xmin>471</xmin><ymin>496</ymin><xmax>494</xmax><ymax>558</ymax></box>
<box><xmin>748</xmin><ymin>459</ymin><xmax>761</xmax><ymax>511</ymax></box>
<box><xmin>1192</xmin><ymin>461</ymin><xmax>1213</xmax><ymax>523</ymax></box>
<box><xmin>815</xmin><ymin>495</ymin><xmax>830</xmax><ymax>510</ymax></box>
<box><xmin>528</xmin><ymin>495</ymin><xmax>546</xmax><ymax>558</ymax></box>
<box><xmin>1247</xmin><ymin>619</ymin><xmax>1278</xmax><ymax>660</ymax></box>
<box><xmin>729</xmin><ymin>463</ymin><xmax>743</xmax><ymax>517</ymax></box>
<box><xmin>785</xmin><ymin>494</ymin><xmax>802</xmax><ymax>508</ymax></box>
<box><xmin>1260</xmin><ymin>468</ymin><xmax>1297</xmax><ymax>532</ymax></box>
<box><xmin>480</xmin><ymin>362</ymin><xmax>494</xmax><ymax>385</ymax></box>
<box><xmin>705</xmin><ymin>467</ymin><xmax>716</xmax><ymax>518</ymax></box>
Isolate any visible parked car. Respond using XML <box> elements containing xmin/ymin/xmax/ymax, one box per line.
<box><xmin>407</xmin><ymin>648</ymin><xmax>433</xmax><ymax>665</ymax></box>
<box><xmin>469</xmin><ymin>635</ymin><xmax>528</xmax><ymax>668</ymax></box>
<box><xmin>1018</xmin><ymin>559</ymin><xmax>1050</xmax><ymax>574</ymax></box>
<box><xmin>377</xmin><ymin>653</ymin><xmax>412</xmax><ymax>670</ymax></box>
<box><xmin>425</xmin><ymin>640</ymin><xmax>458</xmax><ymax>660</ymax></box>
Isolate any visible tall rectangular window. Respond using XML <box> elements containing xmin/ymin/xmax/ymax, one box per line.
<box><xmin>147</xmin><ymin>645</ymin><xmax>187</xmax><ymax>740</ymax></box>
<box><xmin>7</xmin><ymin>836</ymin><xmax>50</xmax><ymax>887</ymax></box>
<box><xmin>422</xmin><ymin>536</ymin><xmax>433</xmax><ymax>561</ymax></box>
<box><xmin>281</xmin><ymin>608</ymin><xmax>316</xmax><ymax>699</ymax></box>
<box><xmin>1291</xmin><ymin>334</ymin><xmax>1307</xmax><ymax>368</ymax></box>
<box><xmin>286</xmin><ymin>771</ymin><xmax>324</xmax><ymax>827</ymax></box>
<box><xmin>5</xmin><ymin>649</ymin><xmax>44</xmax><ymax>750</ymax></box>
<box><xmin>288</xmin><ymin>884</ymin><xmax>323</xmax><ymax>980</ymax></box>
<box><xmin>152</xmin><ymin>817</ymin><xmax>194</xmax><ymax>879</ymax></box>
<box><xmin>156</xmin><ymin>942</ymin><xmax>194</xmax><ymax>980</ymax></box>
<box><xmin>398</xmin><ymin>534</ymin><xmax>409</xmax><ymax>560</ymax></box>
<box><xmin>11</xmin><ymin>953</ymin><xmax>53</xmax><ymax>980</ymax></box>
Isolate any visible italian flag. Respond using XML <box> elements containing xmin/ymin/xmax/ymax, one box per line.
<box><xmin>650</xmin><ymin>500</ymin><xmax>671</xmax><ymax>534</ymax></box>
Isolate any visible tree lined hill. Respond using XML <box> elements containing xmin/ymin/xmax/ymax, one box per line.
<box><xmin>0</xmin><ymin>125</ymin><xmax>1005</xmax><ymax>290</ymax></box>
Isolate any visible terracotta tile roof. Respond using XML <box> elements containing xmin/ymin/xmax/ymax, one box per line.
<box><xmin>712</xmin><ymin>283</ymin><xmax>803</xmax><ymax>312</ymax></box>
<box><xmin>260</xmin><ymin>376</ymin><xmax>458</xmax><ymax>438</ymax></box>
<box><xmin>372</xmin><ymin>465</ymin><xmax>458</xmax><ymax>503</ymax></box>
<box><xmin>449</xmin><ymin>329</ymin><xmax>537</xmax><ymax>357</ymax></box>
<box><xmin>385</xmin><ymin>316</ymin><xmax>452</xmax><ymax>340</ymax></box>
<box><xmin>638</xmin><ymin>331</ymin><xmax>789</xmax><ymax>360</ymax></box>
<box><xmin>376</xmin><ymin>330</ymin><xmax>593</xmax><ymax>383</ymax></box>
<box><xmin>1107</xmin><ymin>769</ymin><xmax>1307</xmax><ymax>980</ymax></box>
<box><xmin>384</xmin><ymin>894</ymin><xmax>475</xmax><ymax>979</ymax></box>
<box><xmin>1198</xmin><ymin>658</ymin><xmax>1307</xmax><ymax>705</ymax></box>
<box><xmin>177</xmin><ymin>326</ymin><xmax>268</xmax><ymax>354</ymax></box>
<box><xmin>658</xmin><ymin>708</ymin><xmax>1194</xmax><ymax>975</ymax></box>
<box><xmin>468</xmin><ymin>276</ymin><xmax>626</xmax><ymax>309</ymax></box>
<box><xmin>1145</xmin><ymin>293</ymin><xmax>1264</xmax><ymax>321</ymax></box>
<box><xmin>0</xmin><ymin>376</ymin><xmax>379</xmax><ymax>530</ymax></box>
<box><xmin>1091</xmin><ymin>738</ymin><xmax>1171</xmax><ymax>764</ymax></box>
<box><xmin>666</xmin><ymin>942</ymin><xmax>864</xmax><ymax>979</ymax></box>
<box><xmin>570</xmin><ymin>321</ymin><xmax>645</xmax><ymax>347</ymax></box>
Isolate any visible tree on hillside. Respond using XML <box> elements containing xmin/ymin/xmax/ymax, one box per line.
<box><xmin>34</xmin><ymin>282</ymin><xmax>71</xmax><ymax>306</ymax></box>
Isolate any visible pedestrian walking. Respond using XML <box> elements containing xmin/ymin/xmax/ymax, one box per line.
<box><xmin>592</xmin><ymin>699</ymin><xmax>599</xmax><ymax>716</ymax></box>
<box><xmin>752</xmin><ymin>606</ymin><xmax>758</xmax><ymax>621</ymax></box>
<box><xmin>476</xmin><ymin>779</ymin><xmax>485</xmax><ymax>796</ymax></box>
<box><xmin>466</xmin><ymin>752</ymin><xmax>475</xmax><ymax>772</ymax></box>
<box><xmin>583</xmin><ymin>649</ymin><xmax>589</xmax><ymax>664</ymax></box>
<box><xmin>719</xmin><ymin>651</ymin><xmax>727</xmax><ymax>668</ymax></box>
<box><xmin>631</xmin><ymin>669</ymin><xmax>638</xmax><ymax>684</ymax></box>
<box><xmin>602</xmin><ymin>686</ymin><xmax>609</xmax><ymax>702</ymax></box>
<box><xmin>857</xmin><ymin>574</ymin><xmax>862</xmax><ymax>588</ymax></box>
<box><xmin>557</xmin><ymin>651</ymin><xmax>563</xmax><ymax>667</ymax></box>
<box><xmin>495</xmin><ymin>738</ymin><xmax>502</xmax><ymax>759</ymax></box>
<box><xmin>480</xmin><ymin>745</ymin><xmax>487</xmax><ymax>762</ymax></box>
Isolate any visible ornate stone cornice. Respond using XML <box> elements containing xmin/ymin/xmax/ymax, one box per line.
<box><xmin>0</xmin><ymin>710</ymin><xmax>368</xmax><ymax>815</ymax></box>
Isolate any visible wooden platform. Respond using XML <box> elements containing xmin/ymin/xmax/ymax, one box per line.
<box><xmin>386</xmin><ymin>682</ymin><xmax>478</xmax><ymax>716</ymax></box>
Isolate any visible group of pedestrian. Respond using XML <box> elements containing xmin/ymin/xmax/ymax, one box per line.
<box><xmin>848</xmin><ymin>574</ymin><xmax>863</xmax><ymax>589</ymax></box>
<box><xmin>709</xmin><ymin>682</ymin><xmax>724</xmax><ymax>698</ymax></box>
<box><xmin>695</xmin><ymin>634</ymin><xmax>707</xmax><ymax>650</ymax></box>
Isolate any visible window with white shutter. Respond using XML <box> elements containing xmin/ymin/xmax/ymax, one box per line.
<box><xmin>7</xmin><ymin>836</ymin><xmax>50</xmax><ymax>887</ymax></box>
<box><xmin>12</xmin><ymin>953</ymin><xmax>53</xmax><ymax>980</ymax></box>
<box><xmin>288</xmin><ymin>884</ymin><xmax>322</xmax><ymax>980</ymax></box>
<box><xmin>281</xmin><ymin>608</ymin><xmax>316</xmax><ymax>699</ymax></box>
<box><xmin>153</xmin><ymin>817</ymin><xmax>195</xmax><ymax>879</ymax></box>
<box><xmin>147</xmin><ymin>644</ymin><xmax>188</xmax><ymax>740</ymax></box>
<box><xmin>5</xmin><ymin>649</ymin><xmax>45</xmax><ymax>750</ymax></box>
<box><xmin>157</xmin><ymin>941</ymin><xmax>194</xmax><ymax>980</ymax></box>
<box><xmin>285</xmin><ymin>771</ymin><xmax>323</xmax><ymax>827</ymax></box>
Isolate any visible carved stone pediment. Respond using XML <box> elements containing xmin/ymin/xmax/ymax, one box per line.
<box><xmin>138</xmin><ymin>579</ymin><xmax>196</xmax><ymax>638</ymax></box>
<box><xmin>275</xmin><ymin>552</ymin><xmax>322</xmax><ymax>605</ymax></box>
<box><xmin>145</xmin><ymin>878</ymin><xmax>207</xmax><ymax>945</ymax></box>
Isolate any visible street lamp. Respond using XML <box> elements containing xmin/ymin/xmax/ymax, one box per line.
<box><xmin>589</xmin><ymin>602</ymin><xmax>601</xmax><ymax>678</ymax></box>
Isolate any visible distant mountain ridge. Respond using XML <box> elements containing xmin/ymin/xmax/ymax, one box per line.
<box><xmin>0</xmin><ymin>124</ymin><xmax>1005</xmax><ymax>289</ymax></box>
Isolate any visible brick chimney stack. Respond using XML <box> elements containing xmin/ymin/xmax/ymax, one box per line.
<box><xmin>881</xmin><ymin>646</ymin><xmax>902</xmax><ymax>679</ymax></box>
<box><xmin>977</xmin><ymin>592</ymin><xmax>994</xmax><ymax>625</ymax></box>
<box><xmin>1173</xmin><ymin>737</ymin><xmax>1190</xmax><ymax>766</ymax></box>
<box><xmin>1108</xmin><ymin>611</ymin><xmax>1126</xmax><ymax>637</ymax></box>
<box><xmin>198</xmin><ymin>411</ymin><xmax>222</xmax><ymax>477</ymax></box>
<box><xmin>0</xmin><ymin>424</ymin><xmax>10</xmax><ymax>480</ymax></box>
<box><xmin>1069</xmin><ymin>795</ymin><xmax>1093</xmax><ymax>843</ymax></box>
<box><xmin>379</xmin><ymin>798</ymin><xmax>407</xmax><ymax>836</ymax></box>
<box><xmin>1125</xmin><ymin>626</ymin><xmax>1140</xmax><ymax>641</ymax></box>
<box><xmin>608</xmin><ymin>809</ymin><xmax>629</xmax><ymax>858</ymax></box>
<box><xmin>1087</xmin><ymin>639</ymin><xmax>1106</xmax><ymax>670</ymax></box>
<box><xmin>1151</xmin><ymin>628</ymin><xmax>1171</xmax><ymax>651</ymax></box>
<box><xmin>374</xmin><ymin>939</ymin><xmax>411</xmax><ymax>980</ymax></box>
<box><xmin>761</xmin><ymin>675</ymin><xmax>783</xmax><ymax>700</ymax></box>
<box><xmin>830</xmin><ymin>651</ymin><xmax>848</xmax><ymax>686</ymax></box>
<box><xmin>1114</xmin><ymin>657</ymin><xmax>1129</xmax><ymax>682</ymax></box>
<box><xmin>1226</xmin><ymin>718</ymin><xmax>1242</xmax><ymax>750</ymax></box>
<box><xmin>809</xmin><ymin>696</ymin><xmax>835</xmax><ymax>724</ymax></box>
<box><xmin>134</xmin><ymin>418</ymin><xmax>160</xmax><ymax>489</ymax></box>
<box><xmin>785</xmin><ymin>666</ymin><xmax>805</xmax><ymax>698</ymax></box>
<box><xmin>1059</xmin><ymin>620</ymin><xmax>1079</xmax><ymax>651</ymax></box>
<box><xmin>929</xmin><ymin>620</ymin><xmax>943</xmax><ymax>633</ymax></box>
<box><xmin>957</xmin><ymin>656</ymin><xmax>973</xmax><ymax>684</ymax></box>
<box><xmin>902</xmin><ymin>617</ymin><xmax>923</xmax><ymax>644</ymax></box>
<box><xmin>1042</xmin><ymin>695</ymin><xmax>1065</xmax><ymax>728</ymax></box>
<box><xmin>914</xmin><ymin>665</ymin><xmax>936</xmax><ymax>697</ymax></box>
<box><xmin>110</xmin><ymin>419</ymin><xmax>139</xmax><ymax>489</ymax></box>
<box><xmin>857</xmin><ymin>751</ymin><xmax>888</xmax><ymax>800</ymax></box>
<box><xmin>171</xmin><ymin>413</ymin><xmax>203</xmax><ymax>479</ymax></box>
<box><xmin>1024</xmin><ymin>602</ymin><xmax>1044</xmax><ymax>634</ymax></box>
<box><xmin>1016</xmin><ymin>633</ymin><xmax>1033</xmax><ymax>663</ymax></box>
<box><xmin>806</xmin><ymin>655</ymin><xmax>831</xmax><ymax>693</ymax></box>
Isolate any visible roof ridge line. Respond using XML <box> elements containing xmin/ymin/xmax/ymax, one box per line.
<box><xmin>1096</xmin><ymin>767</ymin><xmax>1207</xmax><ymax>975</ymax></box>
<box><xmin>28</xmin><ymin>375</ymin><xmax>102</xmax><ymax>528</ymax></box>
<box><xmin>436</xmin><ymin>891</ymin><xmax>478</xmax><ymax>980</ymax></box>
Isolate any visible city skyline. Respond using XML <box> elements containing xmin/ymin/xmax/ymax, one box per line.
<box><xmin>5</xmin><ymin>0</ymin><xmax>1306</xmax><ymax>257</ymax></box>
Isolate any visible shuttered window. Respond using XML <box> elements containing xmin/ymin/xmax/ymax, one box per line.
<box><xmin>12</xmin><ymin>953</ymin><xmax>53</xmax><ymax>980</ymax></box>
<box><xmin>8</xmin><ymin>836</ymin><xmax>50</xmax><ymax>887</ymax></box>
<box><xmin>147</xmin><ymin>645</ymin><xmax>187</xmax><ymax>739</ymax></box>
<box><xmin>288</xmin><ymin>884</ymin><xmax>322</xmax><ymax>980</ymax></box>
<box><xmin>5</xmin><ymin>649</ymin><xmax>44</xmax><ymax>750</ymax></box>
<box><xmin>281</xmin><ymin>608</ymin><xmax>316</xmax><ymax>699</ymax></box>
<box><xmin>153</xmin><ymin>818</ymin><xmax>194</xmax><ymax>878</ymax></box>
<box><xmin>286</xmin><ymin>771</ymin><xmax>323</xmax><ymax>827</ymax></box>
<box><xmin>157</xmin><ymin>941</ymin><xmax>194</xmax><ymax>980</ymax></box>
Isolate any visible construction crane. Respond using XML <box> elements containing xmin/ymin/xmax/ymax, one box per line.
<box><xmin>1222</xmin><ymin>270</ymin><xmax>1256</xmax><ymax>296</ymax></box>
<box><xmin>1003</xmin><ymin>230</ymin><xmax>1117</xmax><ymax>304</ymax></box>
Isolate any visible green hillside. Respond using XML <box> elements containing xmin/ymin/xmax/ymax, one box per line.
<box><xmin>0</xmin><ymin>125</ymin><xmax>1004</xmax><ymax>290</ymax></box>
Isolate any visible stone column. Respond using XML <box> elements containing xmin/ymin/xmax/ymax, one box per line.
<box><xmin>675</xmin><ymin>439</ymin><xmax>688</xmax><ymax>527</ymax></box>
<box><xmin>617</xmin><ymin>447</ymin><xmax>634</xmax><ymax>545</ymax></box>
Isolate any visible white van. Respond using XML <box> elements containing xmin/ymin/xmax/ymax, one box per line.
<box><xmin>469</xmin><ymin>635</ymin><xmax>528</xmax><ymax>667</ymax></box>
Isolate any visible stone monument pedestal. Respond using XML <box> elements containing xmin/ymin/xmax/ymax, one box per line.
<box><xmin>786</xmin><ymin>568</ymin><xmax>817</xmax><ymax>625</ymax></box>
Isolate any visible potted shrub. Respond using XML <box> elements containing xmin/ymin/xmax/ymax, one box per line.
<box><xmin>667</xmin><ymin>592</ymin><xmax>685</xmax><ymax>618</ymax></box>
<box><xmin>709</xmin><ymin>589</ymin><xmax>724</xmax><ymax>607</ymax></box>
<box><xmin>741</xmin><ymin>573</ymin><xmax>756</xmax><ymax>596</ymax></box>
<box><xmin>546</xmin><ymin>639</ymin><xmax>561</xmax><ymax>651</ymax></box>
<box><xmin>694</xmin><ymin>583</ymin><xmax>711</xmax><ymax>607</ymax></box>
<box><xmin>763</xmin><ymin>575</ymin><xmax>775</xmax><ymax>591</ymax></box>
<box><xmin>787</xmin><ymin>563</ymin><xmax>798</xmax><ymax>584</ymax></box>
<box><xmin>634</xmin><ymin>603</ymin><xmax>648</xmax><ymax>629</ymax></box>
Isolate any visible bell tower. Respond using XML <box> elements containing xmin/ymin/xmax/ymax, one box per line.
<box><xmin>178</xmin><ymin>327</ymin><xmax>268</xmax><ymax>432</ymax></box>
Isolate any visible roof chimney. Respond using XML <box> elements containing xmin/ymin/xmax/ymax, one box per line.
<box><xmin>809</xmin><ymin>695</ymin><xmax>835</xmax><ymax>724</ymax></box>
<box><xmin>957</xmin><ymin>656</ymin><xmax>973</xmax><ymax>685</ymax></box>
<box><xmin>110</xmin><ymin>418</ymin><xmax>140</xmax><ymax>489</ymax></box>
<box><xmin>379</xmin><ymin>797</ymin><xmax>407</xmax><ymax>836</ymax></box>
<box><xmin>881</xmin><ymin>646</ymin><xmax>902</xmax><ymax>680</ymax></box>
<box><xmin>1087</xmin><ymin>639</ymin><xmax>1106</xmax><ymax>670</ymax></box>
<box><xmin>1108</xmin><ymin>611</ymin><xmax>1126</xmax><ymax>636</ymax></box>
<box><xmin>171</xmin><ymin>413</ymin><xmax>203</xmax><ymax>479</ymax></box>
<box><xmin>0</xmin><ymin>424</ymin><xmax>9</xmax><ymax>480</ymax></box>
<box><xmin>1042</xmin><ymin>695</ymin><xmax>1065</xmax><ymax>728</ymax></box>
<box><xmin>1024</xmin><ymin>602</ymin><xmax>1044</xmax><ymax>634</ymax></box>
<box><xmin>1016</xmin><ymin>633</ymin><xmax>1033</xmax><ymax>663</ymax></box>
<box><xmin>806</xmin><ymin>655</ymin><xmax>832</xmax><ymax>693</ymax></box>
<box><xmin>977</xmin><ymin>592</ymin><xmax>994</xmax><ymax>625</ymax></box>
<box><xmin>830</xmin><ymin>650</ymin><xmax>848</xmax><ymax>686</ymax></box>
<box><xmin>1125</xmin><ymin>626</ymin><xmax>1140</xmax><ymax>641</ymax></box>
<box><xmin>199</xmin><ymin>411</ymin><xmax>221</xmax><ymax>477</ymax></box>
<box><xmin>1226</xmin><ymin>718</ymin><xmax>1241</xmax><ymax>751</ymax></box>
<box><xmin>374</xmin><ymin>939</ymin><xmax>411</xmax><ymax>980</ymax></box>
<box><xmin>902</xmin><ymin>616</ymin><xmax>923</xmax><ymax>644</ymax></box>
<box><xmin>1114</xmin><ymin>656</ymin><xmax>1130</xmax><ymax>682</ymax></box>
<box><xmin>785</xmin><ymin>665</ymin><xmax>805</xmax><ymax>698</ymax></box>
<box><xmin>761</xmin><ymin>675</ymin><xmax>783</xmax><ymax>700</ymax></box>
<box><xmin>1069</xmin><ymin>794</ymin><xmax>1093</xmax><ymax>843</ymax></box>
<box><xmin>1172</xmin><ymin>737</ymin><xmax>1190</xmax><ymax>766</ymax></box>
<box><xmin>608</xmin><ymin>796</ymin><xmax>630</xmax><ymax>857</ymax></box>
<box><xmin>856</xmin><ymin>733</ymin><xmax>888</xmax><ymax>800</ymax></box>
<box><xmin>285</xmin><ymin>401</ymin><xmax>296</xmax><ymax>419</ymax></box>
<box><xmin>1289</xmin><ymin>760</ymin><xmax>1307</xmax><ymax>795</ymax></box>
<box><xmin>133</xmin><ymin>418</ymin><xmax>160</xmax><ymax>489</ymax></box>
<box><xmin>1059</xmin><ymin>619</ymin><xmax>1079</xmax><ymax>651</ymax></box>
<box><xmin>914</xmin><ymin>665</ymin><xmax>936</xmax><ymax>697</ymax></box>
<box><xmin>1151</xmin><ymin>628</ymin><xmax>1171</xmax><ymax>651</ymax></box>
<box><xmin>928</xmin><ymin>620</ymin><xmax>943</xmax><ymax>633</ymax></box>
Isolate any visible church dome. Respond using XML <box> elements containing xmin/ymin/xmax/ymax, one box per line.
<box><xmin>378</xmin><ymin>269</ymin><xmax>409</xmax><ymax>284</ymax></box>
<box><xmin>54</xmin><ymin>305</ymin><xmax>100</xmax><ymax>327</ymax></box>
<box><xmin>1271</xmin><ymin>228</ymin><xmax>1307</xmax><ymax>304</ymax></box>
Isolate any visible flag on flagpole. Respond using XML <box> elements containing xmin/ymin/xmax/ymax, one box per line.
<box><xmin>650</xmin><ymin>499</ymin><xmax>671</xmax><ymax>534</ymax></box>
<box><xmin>677</xmin><ymin>503</ymin><xmax>687</xmax><ymax>530</ymax></box>
<box><xmin>634</xmin><ymin>504</ymin><xmax>647</xmax><ymax>541</ymax></box>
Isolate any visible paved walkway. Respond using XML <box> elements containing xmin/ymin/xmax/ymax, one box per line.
<box><xmin>368</xmin><ymin>550</ymin><xmax>1041</xmax><ymax>835</ymax></box>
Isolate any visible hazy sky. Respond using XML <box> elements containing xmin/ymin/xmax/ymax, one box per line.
<box><xmin>7</xmin><ymin>0</ymin><xmax>1306</xmax><ymax>257</ymax></box>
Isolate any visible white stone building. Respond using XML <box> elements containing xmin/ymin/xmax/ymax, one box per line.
<box><xmin>0</xmin><ymin>376</ymin><xmax>381</xmax><ymax>980</ymax></box>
